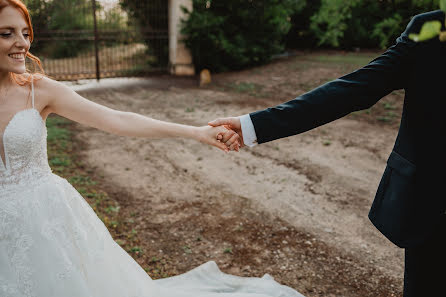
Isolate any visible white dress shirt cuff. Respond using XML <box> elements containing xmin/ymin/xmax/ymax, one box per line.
<box><xmin>239</xmin><ymin>114</ymin><xmax>258</xmax><ymax>147</ymax></box>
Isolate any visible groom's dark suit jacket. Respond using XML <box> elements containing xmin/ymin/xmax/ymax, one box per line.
<box><xmin>249</xmin><ymin>10</ymin><xmax>446</xmax><ymax>248</ymax></box>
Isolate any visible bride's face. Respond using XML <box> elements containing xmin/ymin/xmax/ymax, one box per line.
<box><xmin>0</xmin><ymin>6</ymin><xmax>30</xmax><ymax>76</ymax></box>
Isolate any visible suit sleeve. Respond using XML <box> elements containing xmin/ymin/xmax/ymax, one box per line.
<box><xmin>249</xmin><ymin>15</ymin><xmax>421</xmax><ymax>144</ymax></box>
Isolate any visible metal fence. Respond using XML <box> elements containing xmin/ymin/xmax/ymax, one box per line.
<box><xmin>25</xmin><ymin>0</ymin><xmax>168</xmax><ymax>81</ymax></box>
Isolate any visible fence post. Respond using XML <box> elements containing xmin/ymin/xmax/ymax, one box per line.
<box><xmin>168</xmin><ymin>0</ymin><xmax>195</xmax><ymax>76</ymax></box>
<box><xmin>91</xmin><ymin>0</ymin><xmax>101</xmax><ymax>81</ymax></box>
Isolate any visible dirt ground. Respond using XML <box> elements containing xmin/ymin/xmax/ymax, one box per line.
<box><xmin>71</xmin><ymin>51</ymin><xmax>405</xmax><ymax>297</ymax></box>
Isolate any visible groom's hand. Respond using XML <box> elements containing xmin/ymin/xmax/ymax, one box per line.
<box><xmin>196</xmin><ymin>125</ymin><xmax>238</xmax><ymax>152</ymax></box>
<box><xmin>208</xmin><ymin>117</ymin><xmax>244</xmax><ymax>150</ymax></box>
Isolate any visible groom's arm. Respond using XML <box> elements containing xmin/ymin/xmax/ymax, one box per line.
<box><xmin>245</xmin><ymin>13</ymin><xmax>424</xmax><ymax>145</ymax></box>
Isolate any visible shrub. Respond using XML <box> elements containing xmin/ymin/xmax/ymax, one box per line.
<box><xmin>309</xmin><ymin>0</ymin><xmax>439</xmax><ymax>49</ymax></box>
<box><xmin>309</xmin><ymin>0</ymin><xmax>361</xmax><ymax>48</ymax></box>
<box><xmin>181</xmin><ymin>0</ymin><xmax>299</xmax><ymax>72</ymax></box>
<box><xmin>372</xmin><ymin>14</ymin><xmax>404</xmax><ymax>49</ymax></box>
<box><xmin>285</xmin><ymin>0</ymin><xmax>321</xmax><ymax>49</ymax></box>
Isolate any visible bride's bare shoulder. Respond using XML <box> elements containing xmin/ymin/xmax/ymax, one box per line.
<box><xmin>26</xmin><ymin>75</ymin><xmax>74</xmax><ymax>112</ymax></box>
<box><xmin>32</xmin><ymin>75</ymin><xmax>73</xmax><ymax>98</ymax></box>
<box><xmin>33</xmin><ymin>75</ymin><xmax>62</xmax><ymax>88</ymax></box>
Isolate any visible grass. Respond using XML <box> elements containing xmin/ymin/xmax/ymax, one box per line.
<box><xmin>288</xmin><ymin>52</ymin><xmax>378</xmax><ymax>73</ymax></box>
<box><xmin>377</xmin><ymin>111</ymin><xmax>398</xmax><ymax>123</ymax></box>
<box><xmin>183</xmin><ymin>245</ymin><xmax>192</xmax><ymax>254</ymax></box>
<box><xmin>68</xmin><ymin>175</ymin><xmax>97</xmax><ymax>186</ymax></box>
<box><xmin>382</xmin><ymin>102</ymin><xmax>396</xmax><ymax>110</ymax></box>
<box><xmin>223</xmin><ymin>247</ymin><xmax>233</xmax><ymax>254</ymax></box>
<box><xmin>306</xmin><ymin>53</ymin><xmax>377</xmax><ymax>68</ymax></box>
<box><xmin>46</xmin><ymin>116</ymin><xmax>71</xmax><ymax>149</ymax></box>
<box><xmin>225</xmin><ymin>82</ymin><xmax>265</xmax><ymax>97</ymax></box>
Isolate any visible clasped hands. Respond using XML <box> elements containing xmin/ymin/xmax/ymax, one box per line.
<box><xmin>197</xmin><ymin>117</ymin><xmax>243</xmax><ymax>152</ymax></box>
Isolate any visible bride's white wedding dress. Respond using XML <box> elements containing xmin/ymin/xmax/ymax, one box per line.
<box><xmin>0</xmin><ymin>81</ymin><xmax>304</xmax><ymax>297</ymax></box>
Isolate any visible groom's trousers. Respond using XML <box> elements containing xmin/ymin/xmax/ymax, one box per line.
<box><xmin>403</xmin><ymin>213</ymin><xmax>446</xmax><ymax>297</ymax></box>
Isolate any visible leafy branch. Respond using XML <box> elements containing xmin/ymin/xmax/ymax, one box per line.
<box><xmin>409</xmin><ymin>0</ymin><xmax>446</xmax><ymax>42</ymax></box>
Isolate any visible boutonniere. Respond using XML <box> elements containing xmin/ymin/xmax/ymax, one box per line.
<box><xmin>409</xmin><ymin>0</ymin><xmax>446</xmax><ymax>42</ymax></box>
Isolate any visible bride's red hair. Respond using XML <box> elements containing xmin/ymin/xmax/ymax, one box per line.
<box><xmin>0</xmin><ymin>0</ymin><xmax>45</xmax><ymax>85</ymax></box>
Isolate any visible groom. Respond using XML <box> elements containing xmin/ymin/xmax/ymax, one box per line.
<box><xmin>210</xmin><ymin>10</ymin><xmax>446</xmax><ymax>297</ymax></box>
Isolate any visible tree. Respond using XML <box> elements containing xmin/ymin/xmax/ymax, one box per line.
<box><xmin>285</xmin><ymin>0</ymin><xmax>321</xmax><ymax>49</ymax></box>
<box><xmin>309</xmin><ymin>0</ymin><xmax>440</xmax><ymax>49</ymax></box>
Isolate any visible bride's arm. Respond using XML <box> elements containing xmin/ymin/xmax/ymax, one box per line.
<box><xmin>39</xmin><ymin>77</ymin><xmax>236</xmax><ymax>152</ymax></box>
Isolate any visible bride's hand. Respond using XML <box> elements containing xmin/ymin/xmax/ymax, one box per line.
<box><xmin>195</xmin><ymin>126</ymin><xmax>240</xmax><ymax>152</ymax></box>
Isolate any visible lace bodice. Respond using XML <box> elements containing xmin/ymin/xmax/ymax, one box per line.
<box><xmin>0</xmin><ymin>82</ymin><xmax>52</xmax><ymax>196</ymax></box>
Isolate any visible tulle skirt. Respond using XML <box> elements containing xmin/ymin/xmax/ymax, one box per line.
<box><xmin>0</xmin><ymin>173</ymin><xmax>304</xmax><ymax>297</ymax></box>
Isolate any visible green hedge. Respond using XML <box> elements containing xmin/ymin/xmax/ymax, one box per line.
<box><xmin>180</xmin><ymin>0</ymin><xmax>302</xmax><ymax>72</ymax></box>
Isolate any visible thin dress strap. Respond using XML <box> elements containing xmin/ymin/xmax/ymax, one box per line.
<box><xmin>31</xmin><ymin>78</ymin><xmax>35</xmax><ymax>109</ymax></box>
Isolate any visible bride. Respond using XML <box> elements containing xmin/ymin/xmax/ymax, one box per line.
<box><xmin>0</xmin><ymin>1</ymin><xmax>304</xmax><ymax>296</ymax></box>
